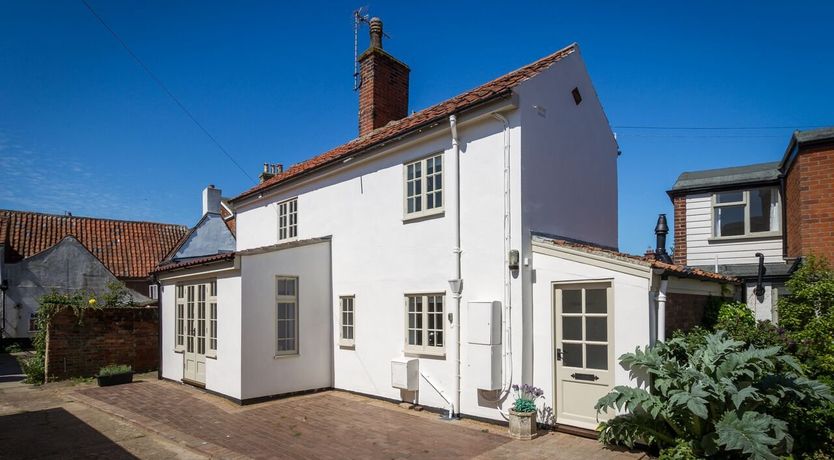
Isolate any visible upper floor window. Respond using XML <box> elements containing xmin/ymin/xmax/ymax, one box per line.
<box><xmin>278</xmin><ymin>198</ymin><xmax>297</xmax><ymax>240</ymax></box>
<box><xmin>712</xmin><ymin>187</ymin><xmax>780</xmax><ymax>238</ymax></box>
<box><xmin>404</xmin><ymin>154</ymin><xmax>443</xmax><ymax>218</ymax></box>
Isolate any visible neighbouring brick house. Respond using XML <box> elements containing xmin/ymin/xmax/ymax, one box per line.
<box><xmin>667</xmin><ymin>126</ymin><xmax>834</xmax><ymax>321</ymax></box>
<box><xmin>0</xmin><ymin>209</ymin><xmax>187</xmax><ymax>339</ymax></box>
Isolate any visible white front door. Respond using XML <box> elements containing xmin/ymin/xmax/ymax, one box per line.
<box><xmin>183</xmin><ymin>284</ymin><xmax>207</xmax><ymax>385</ymax></box>
<box><xmin>554</xmin><ymin>282</ymin><xmax>614</xmax><ymax>429</ymax></box>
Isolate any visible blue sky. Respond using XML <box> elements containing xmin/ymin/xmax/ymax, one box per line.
<box><xmin>2</xmin><ymin>1</ymin><xmax>832</xmax><ymax>254</ymax></box>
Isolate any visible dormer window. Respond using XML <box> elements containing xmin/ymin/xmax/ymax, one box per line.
<box><xmin>712</xmin><ymin>187</ymin><xmax>780</xmax><ymax>238</ymax></box>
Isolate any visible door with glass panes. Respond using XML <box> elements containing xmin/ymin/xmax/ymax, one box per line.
<box><xmin>178</xmin><ymin>281</ymin><xmax>216</xmax><ymax>385</ymax></box>
<box><xmin>553</xmin><ymin>282</ymin><xmax>614</xmax><ymax>428</ymax></box>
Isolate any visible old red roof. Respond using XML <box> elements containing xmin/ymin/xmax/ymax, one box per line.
<box><xmin>544</xmin><ymin>238</ymin><xmax>740</xmax><ymax>284</ymax></box>
<box><xmin>232</xmin><ymin>43</ymin><xmax>578</xmax><ymax>203</ymax></box>
<box><xmin>0</xmin><ymin>209</ymin><xmax>188</xmax><ymax>279</ymax></box>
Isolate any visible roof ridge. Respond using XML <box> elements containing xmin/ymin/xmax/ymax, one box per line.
<box><xmin>0</xmin><ymin>208</ymin><xmax>188</xmax><ymax>229</ymax></box>
<box><xmin>232</xmin><ymin>43</ymin><xmax>579</xmax><ymax>202</ymax></box>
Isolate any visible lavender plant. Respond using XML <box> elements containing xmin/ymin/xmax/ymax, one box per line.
<box><xmin>511</xmin><ymin>383</ymin><xmax>543</xmax><ymax>413</ymax></box>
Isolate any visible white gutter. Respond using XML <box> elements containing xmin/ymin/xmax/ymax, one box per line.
<box><xmin>449</xmin><ymin>114</ymin><xmax>462</xmax><ymax>418</ymax></box>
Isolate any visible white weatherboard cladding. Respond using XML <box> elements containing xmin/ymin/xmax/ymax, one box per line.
<box><xmin>240</xmin><ymin>241</ymin><xmax>332</xmax><ymax>399</ymax></box>
<box><xmin>685</xmin><ymin>193</ymin><xmax>783</xmax><ymax>266</ymax></box>
<box><xmin>531</xmin><ymin>248</ymin><xmax>651</xmax><ymax>425</ymax></box>
<box><xmin>159</xmin><ymin>267</ymin><xmax>242</xmax><ymax>399</ymax></box>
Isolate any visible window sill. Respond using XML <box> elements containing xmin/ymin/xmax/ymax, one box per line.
<box><xmin>174</xmin><ymin>349</ymin><xmax>184</xmax><ymax>354</ymax></box>
<box><xmin>273</xmin><ymin>353</ymin><xmax>299</xmax><ymax>359</ymax></box>
<box><xmin>708</xmin><ymin>232</ymin><xmax>782</xmax><ymax>243</ymax></box>
<box><xmin>338</xmin><ymin>343</ymin><xmax>355</xmax><ymax>350</ymax></box>
<box><xmin>404</xmin><ymin>349</ymin><xmax>446</xmax><ymax>359</ymax></box>
<box><xmin>402</xmin><ymin>211</ymin><xmax>444</xmax><ymax>224</ymax></box>
<box><xmin>206</xmin><ymin>354</ymin><xmax>217</xmax><ymax>360</ymax></box>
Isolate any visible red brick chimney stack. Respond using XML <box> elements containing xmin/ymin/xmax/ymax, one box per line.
<box><xmin>357</xmin><ymin>17</ymin><xmax>410</xmax><ymax>137</ymax></box>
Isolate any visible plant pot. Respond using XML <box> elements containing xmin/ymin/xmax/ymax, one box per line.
<box><xmin>96</xmin><ymin>372</ymin><xmax>134</xmax><ymax>387</ymax></box>
<box><xmin>508</xmin><ymin>409</ymin><xmax>538</xmax><ymax>440</ymax></box>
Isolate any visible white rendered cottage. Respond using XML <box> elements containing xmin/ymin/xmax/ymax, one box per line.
<box><xmin>155</xmin><ymin>20</ymin><xmax>736</xmax><ymax>430</ymax></box>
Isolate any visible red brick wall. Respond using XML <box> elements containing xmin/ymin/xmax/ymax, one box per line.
<box><xmin>358</xmin><ymin>49</ymin><xmax>409</xmax><ymax>136</ymax></box>
<box><xmin>785</xmin><ymin>143</ymin><xmax>834</xmax><ymax>261</ymax></box>
<box><xmin>665</xmin><ymin>292</ymin><xmax>709</xmax><ymax>336</ymax></box>
<box><xmin>45</xmin><ymin>307</ymin><xmax>158</xmax><ymax>381</ymax></box>
<box><xmin>673</xmin><ymin>195</ymin><xmax>687</xmax><ymax>265</ymax></box>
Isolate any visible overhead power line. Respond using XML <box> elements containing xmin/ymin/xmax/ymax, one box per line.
<box><xmin>79</xmin><ymin>0</ymin><xmax>255</xmax><ymax>183</ymax></box>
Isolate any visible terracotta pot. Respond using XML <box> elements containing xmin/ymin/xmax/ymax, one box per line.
<box><xmin>508</xmin><ymin>409</ymin><xmax>538</xmax><ymax>440</ymax></box>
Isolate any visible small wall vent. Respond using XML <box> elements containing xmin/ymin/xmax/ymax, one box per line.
<box><xmin>571</xmin><ymin>87</ymin><xmax>582</xmax><ymax>105</ymax></box>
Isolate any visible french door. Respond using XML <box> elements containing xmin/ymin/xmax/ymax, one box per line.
<box><xmin>178</xmin><ymin>282</ymin><xmax>214</xmax><ymax>385</ymax></box>
<box><xmin>553</xmin><ymin>282</ymin><xmax>614</xmax><ymax>429</ymax></box>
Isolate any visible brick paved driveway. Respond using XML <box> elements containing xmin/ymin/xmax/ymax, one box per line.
<box><xmin>75</xmin><ymin>380</ymin><xmax>646</xmax><ymax>459</ymax></box>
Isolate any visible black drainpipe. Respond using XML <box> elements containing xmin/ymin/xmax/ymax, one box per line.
<box><xmin>754</xmin><ymin>253</ymin><xmax>766</xmax><ymax>298</ymax></box>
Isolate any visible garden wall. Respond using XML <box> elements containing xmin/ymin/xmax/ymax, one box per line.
<box><xmin>45</xmin><ymin>307</ymin><xmax>158</xmax><ymax>381</ymax></box>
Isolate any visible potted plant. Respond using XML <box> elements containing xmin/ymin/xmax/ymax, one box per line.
<box><xmin>508</xmin><ymin>383</ymin><xmax>543</xmax><ymax>440</ymax></box>
<box><xmin>96</xmin><ymin>364</ymin><xmax>133</xmax><ymax>387</ymax></box>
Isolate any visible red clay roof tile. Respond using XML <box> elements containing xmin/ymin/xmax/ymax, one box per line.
<box><xmin>232</xmin><ymin>43</ymin><xmax>578</xmax><ymax>203</ymax></box>
<box><xmin>1</xmin><ymin>209</ymin><xmax>188</xmax><ymax>279</ymax></box>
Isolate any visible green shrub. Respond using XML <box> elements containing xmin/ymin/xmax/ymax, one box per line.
<box><xmin>778</xmin><ymin>255</ymin><xmax>834</xmax><ymax>382</ymax></box>
<box><xmin>658</xmin><ymin>439</ymin><xmax>697</xmax><ymax>460</ymax></box>
<box><xmin>18</xmin><ymin>354</ymin><xmax>44</xmax><ymax>384</ymax></box>
<box><xmin>98</xmin><ymin>364</ymin><xmax>132</xmax><ymax>377</ymax></box>
<box><xmin>595</xmin><ymin>332</ymin><xmax>832</xmax><ymax>459</ymax></box>
<box><xmin>2</xmin><ymin>342</ymin><xmax>23</xmax><ymax>353</ymax></box>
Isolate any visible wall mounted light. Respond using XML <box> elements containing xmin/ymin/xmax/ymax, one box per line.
<box><xmin>508</xmin><ymin>250</ymin><xmax>520</xmax><ymax>271</ymax></box>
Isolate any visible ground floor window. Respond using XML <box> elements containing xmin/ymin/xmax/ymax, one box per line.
<box><xmin>175</xmin><ymin>280</ymin><xmax>217</xmax><ymax>355</ymax></box>
<box><xmin>405</xmin><ymin>293</ymin><xmax>445</xmax><ymax>355</ymax></box>
<box><xmin>276</xmin><ymin>276</ymin><xmax>299</xmax><ymax>356</ymax></box>
<box><xmin>339</xmin><ymin>296</ymin><xmax>355</xmax><ymax>347</ymax></box>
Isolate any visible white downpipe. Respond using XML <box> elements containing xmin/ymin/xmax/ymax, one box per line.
<box><xmin>449</xmin><ymin>114</ymin><xmax>462</xmax><ymax>418</ymax></box>
<box><xmin>657</xmin><ymin>278</ymin><xmax>668</xmax><ymax>343</ymax></box>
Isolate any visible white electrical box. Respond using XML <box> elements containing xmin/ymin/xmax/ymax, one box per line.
<box><xmin>467</xmin><ymin>301</ymin><xmax>502</xmax><ymax>345</ymax></box>
<box><xmin>391</xmin><ymin>357</ymin><xmax>419</xmax><ymax>391</ymax></box>
<box><xmin>467</xmin><ymin>344</ymin><xmax>502</xmax><ymax>390</ymax></box>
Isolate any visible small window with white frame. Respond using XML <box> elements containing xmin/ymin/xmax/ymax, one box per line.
<box><xmin>404</xmin><ymin>293</ymin><xmax>445</xmax><ymax>355</ymax></box>
<box><xmin>278</xmin><ymin>198</ymin><xmax>298</xmax><ymax>240</ymax></box>
<box><xmin>339</xmin><ymin>296</ymin><xmax>355</xmax><ymax>347</ymax></box>
<box><xmin>712</xmin><ymin>187</ymin><xmax>780</xmax><ymax>238</ymax></box>
<box><xmin>404</xmin><ymin>154</ymin><xmax>443</xmax><ymax>219</ymax></box>
<box><xmin>276</xmin><ymin>276</ymin><xmax>299</xmax><ymax>356</ymax></box>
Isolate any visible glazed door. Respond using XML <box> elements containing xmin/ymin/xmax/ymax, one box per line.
<box><xmin>554</xmin><ymin>282</ymin><xmax>614</xmax><ymax>429</ymax></box>
<box><xmin>183</xmin><ymin>284</ymin><xmax>207</xmax><ymax>385</ymax></box>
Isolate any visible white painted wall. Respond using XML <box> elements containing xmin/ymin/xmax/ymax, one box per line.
<box><xmin>518</xmin><ymin>49</ymin><xmax>619</xmax><ymax>250</ymax></box>
<box><xmin>685</xmin><ymin>193</ymin><xmax>783</xmax><ymax>266</ymax></box>
<box><xmin>744</xmin><ymin>282</ymin><xmax>780</xmax><ymax>322</ymax></box>
<box><xmin>239</xmin><ymin>241</ymin><xmax>332</xmax><ymax>400</ymax></box>
<box><xmin>531</xmin><ymin>248</ymin><xmax>652</xmax><ymax>424</ymax></box>
<box><xmin>159</xmin><ymin>266</ymin><xmax>242</xmax><ymax>399</ymax></box>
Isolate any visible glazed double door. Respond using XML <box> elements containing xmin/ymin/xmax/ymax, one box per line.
<box><xmin>182</xmin><ymin>284</ymin><xmax>207</xmax><ymax>385</ymax></box>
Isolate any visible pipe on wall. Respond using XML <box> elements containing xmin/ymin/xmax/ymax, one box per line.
<box><xmin>448</xmin><ymin>114</ymin><xmax>462</xmax><ymax>418</ymax></box>
<box><xmin>656</xmin><ymin>277</ymin><xmax>668</xmax><ymax>343</ymax></box>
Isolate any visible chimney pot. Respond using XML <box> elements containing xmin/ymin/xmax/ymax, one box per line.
<box><xmin>369</xmin><ymin>17</ymin><xmax>383</xmax><ymax>49</ymax></box>
<box><xmin>654</xmin><ymin>214</ymin><xmax>672</xmax><ymax>264</ymax></box>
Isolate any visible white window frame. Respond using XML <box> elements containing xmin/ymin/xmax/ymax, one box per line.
<box><xmin>404</xmin><ymin>293</ymin><xmax>446</xmax><ymax>356</ymax></box>
<box><xmin>338</xmin><ymin>296</ymin><xmax>355</xmax><ymax>347</ymax></box>
<box><xmin>278</xmin><ymin>198</ymin><xmax>298</xmax><ymax>241</ymax></box>
<box><xmin>711</xmin><ymin>187</ymin><xmax>781</xmax><ymax>240</ymax></box>
<box><xmin>403</xmin><ymin>154</ymin><xmax>444</xmax><ymax>220</ymax></box>
<box><xmin>174</xmin><ymin>280</ymin><xmax>217</xmax><ymax>355</ymax></box>
<box><xmin>275</xmin><ymin>276</ymin><xmax>299</xmax><ymax>357</ymax></box>
<box><xmin>149</xmin><ymin>284</ymin><xmax>159</xmax><ymax>300</ymax></box>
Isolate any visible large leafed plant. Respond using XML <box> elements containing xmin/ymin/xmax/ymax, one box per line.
<box><xmin>595</xmin><ymin>332</ymin><xmax>832</xmax><ymax>459</ymax></box>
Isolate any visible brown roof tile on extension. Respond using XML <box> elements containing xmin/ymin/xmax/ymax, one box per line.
<box><xmin>544</xmin><ymin>238</ymin><xmax>740</xmax><ymax>284</ymax></box>
<box><xmin>231</xmin><ymin>43</ymin><xmax>579</xmax><ymax>203</ymax></box>
<box><xmin>0</xmin><ymin>209</ymin><xmax>188</xmax><ymax>279</ymax></box>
